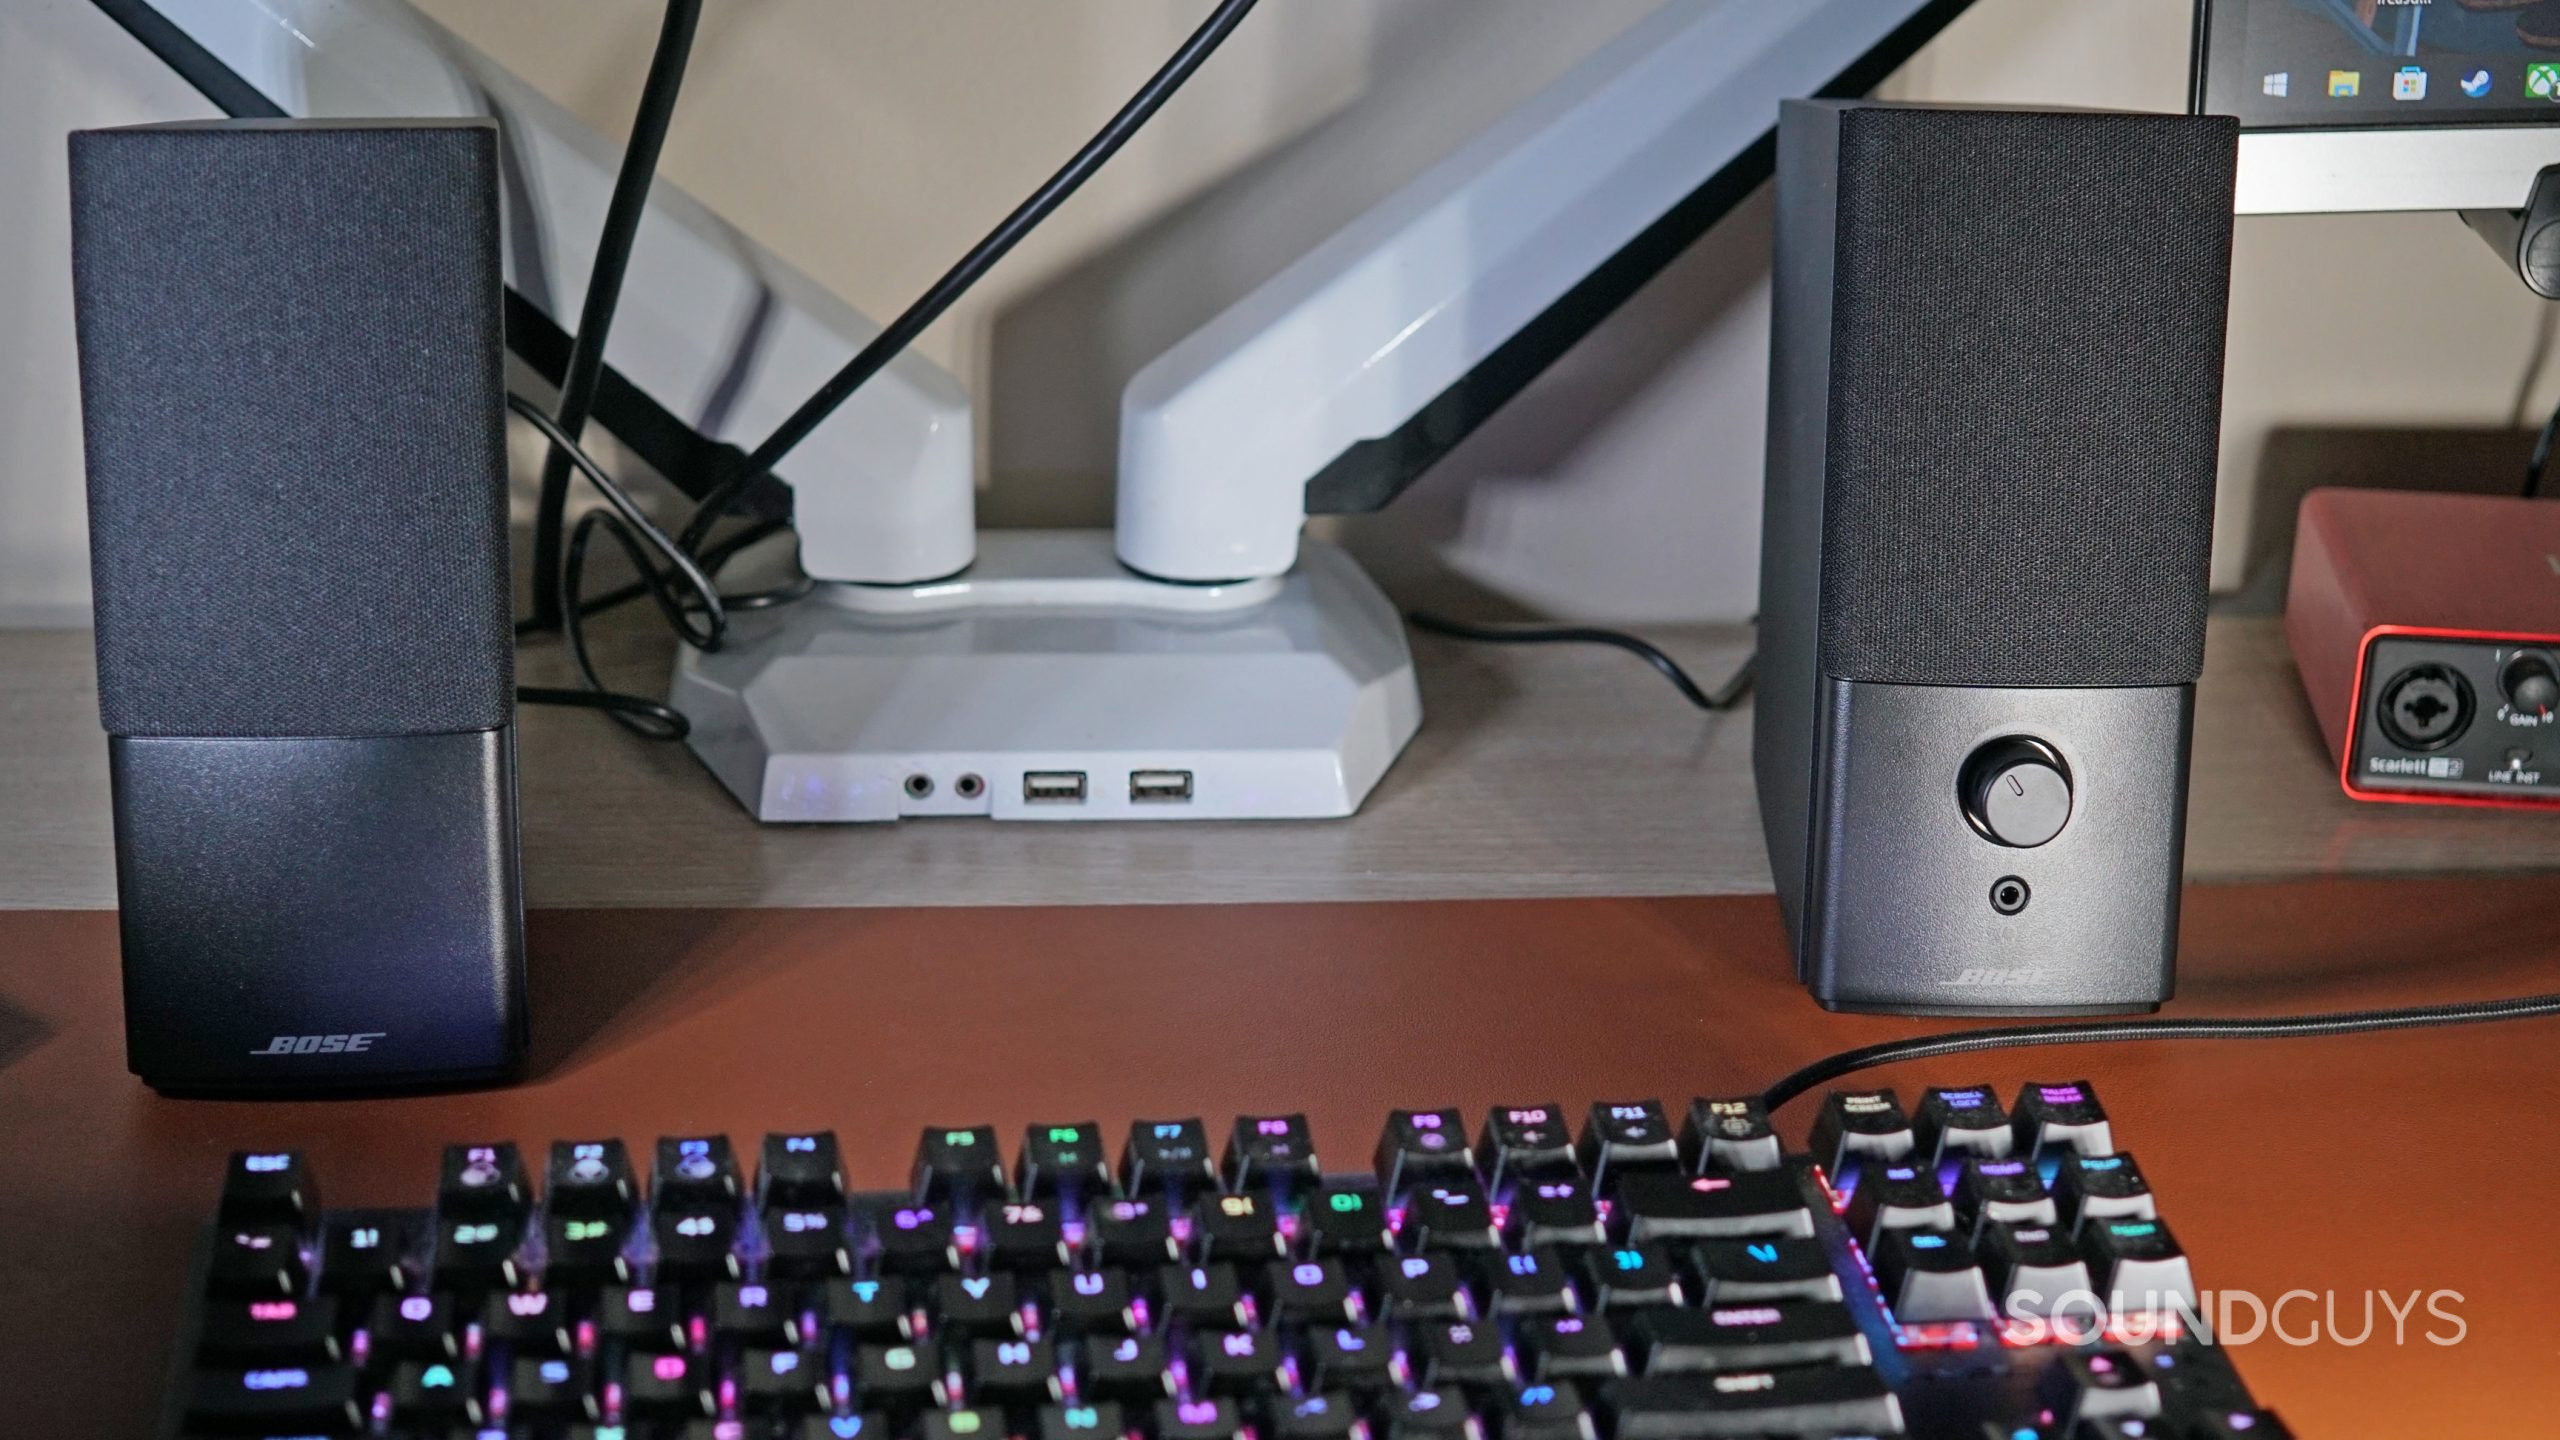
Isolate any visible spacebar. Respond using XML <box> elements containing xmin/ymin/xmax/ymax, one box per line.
<box><xmin>1607</xmin><ymin>1369</ymin><xmax>1905</xmax><ymax>1438</ymax></box>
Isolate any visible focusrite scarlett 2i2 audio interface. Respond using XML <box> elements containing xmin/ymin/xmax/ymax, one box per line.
<box><xmin>2288</xmin><ymin>488</ymin><xmax>2560</xmax><ymax>808</ymax></box>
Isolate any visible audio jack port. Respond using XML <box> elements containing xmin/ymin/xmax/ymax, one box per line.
<box><xmin>2502</xmin><ymin>651</ymin><xmax>2560</xmax><ymax>718</ymax></box>
<box><xmin>2376</xmin><ymin>664</ymin><xmax>2474</xmax><ymax>751</ymax></box>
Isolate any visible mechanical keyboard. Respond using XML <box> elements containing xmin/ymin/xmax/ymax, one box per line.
<box><xmin>161</xmin><ymin>1084</ymin><xmax>2288</xmax><ymax>1440</ymax></box>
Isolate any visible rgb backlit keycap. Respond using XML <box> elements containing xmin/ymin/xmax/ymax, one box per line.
<box><xmin>161</xmin><ymin>1093</ymin><xmax>2266</xmax><ymax>1440</ymax></box>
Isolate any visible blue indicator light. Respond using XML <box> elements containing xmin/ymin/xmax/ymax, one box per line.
<box><xmin>1910</xmin><ymin>1234</ymin><xmax>1948</xmax><ymax>1250</ymax></box>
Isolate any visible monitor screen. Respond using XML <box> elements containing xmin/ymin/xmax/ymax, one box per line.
<box><xmin>2196</xmin><ymin>0</ymin><xmax>2560</xmax><ymax>128</ymax></box>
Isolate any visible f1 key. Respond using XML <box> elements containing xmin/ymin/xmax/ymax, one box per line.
<box><xmin>438</xmin><ymin>1142</ymin><xmax>529</xmax><ymax>1217</ymax></box>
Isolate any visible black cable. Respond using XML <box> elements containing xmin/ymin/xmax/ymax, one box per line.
<box><xmin>676</xmin><ymin>0</ymin><xmax>1262</xmax><ymax>555</ymax></box>
<box><xmin>515</xmin><ymin>0</ymin><xmax>1255</xmax><ymax>728</ymax></box>
<box><xmin>515</xmin><ymin>515</ymin><xmax>794</xmax><ymax>637</ymax></box>
<box><xmin>1407</xmin><ymin>611</ymin><xmax>1756</xmax><ymax>711</ymax></box>
<box><xmin>553</xmin><ymin>506</ymin><xmax>695</xmax><ymax>739</ymax></box>
<box><xmin>1758</xmin><ymin>990</ymin><xmax>2560</xmax><ymax>1112</ymax></box>
<box><xmin>507</xmin><ymin>395</ymin><xmax>725</xmax><ymax>739</ymax></box>
<box><xmin>516</xmin><ymin>684</ymin><xmax>691</xmax><ymax>733</ymax></box>
<box><xmin>527</xmin><ymin>0</ymin><xmax>703</xmax><ymax>633</ymax></box>
<box><xmin>2528</xmin><ymin>389</ymin><xmax>2560</xmax><ymax>498</ymax></box>
<box><xmin>512</xmin><ymin>398</ymin><xmax>725</xmax><ymax>642</ymax></box>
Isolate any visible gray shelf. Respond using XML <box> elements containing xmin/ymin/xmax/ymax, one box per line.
<box><xmin>3</xmin><ymin>615</ymin><xmax>2554</xmax><ymax>909</ymax></box>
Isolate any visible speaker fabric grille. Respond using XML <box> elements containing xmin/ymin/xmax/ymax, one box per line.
<box><xmin>68</xmin><ymin>121</ymin><xmax>512</xmax><ymax>737</ymax></box>
<box><xmin>1816</xmin><ymin>108</ymin><xmax>2235</xmax><ymax>688</ymax></box>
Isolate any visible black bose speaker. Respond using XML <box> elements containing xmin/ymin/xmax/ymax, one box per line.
<box><xmin>1757</xmin><ymin>102</ymin><xmax>2238</xmax><ymax>1016</ymax></box>
<box><xmin>67</xmin><ymin>119</ymin><xmax>527</xmax><ymax>1091</ymax></box>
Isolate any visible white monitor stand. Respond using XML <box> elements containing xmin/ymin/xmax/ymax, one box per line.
<box><xmin>107</xmin><ymin>0</ymin><xmax>1957</xmax><ymax>822</ymax></box>
<box><xmin>669</xmin><ymin>531</ymin><xmax>1419</xmax><ymax>821</ymax></box>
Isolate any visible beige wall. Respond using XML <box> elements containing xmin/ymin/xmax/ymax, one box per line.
<box><xmin>4</xmin><ymin>0</ymin><xmax>2553</xmax><ymax>623</ymax></box>
<box><xmin>0</xmin><ymin>0</ymin><xmax>217</xmax><ymax>625</ymax></box>
<box><xmin>407</xmin><ymin>0</ymin><xmax>1670</xmax><ymax>538</ymax></box>
<box><xmin>1883</xmin><ymin>0</ymin><xmax>2560</xmax><ymax>599</ymax></box>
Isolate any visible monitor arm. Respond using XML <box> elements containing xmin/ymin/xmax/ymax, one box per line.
<box><xmin>1111</xmin><ymin>0</ymin><xmax>1970</xmax><ymax>584</ymax></box>
<box><xmin>96</xmin><ymin>0</ymin><xmax>976</xmax><ymax>585</ymax></box>
<box><xmin>2462</xmin><ymin>164</ymin><xmax>2560</xmax><ymax>299</ymax></box>
<box><xmin>110</xmin><ymin>0</ymin><xmax>1971</xmax><ymax>590</ymax></box>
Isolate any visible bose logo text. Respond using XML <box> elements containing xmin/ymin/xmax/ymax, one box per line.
<box><xmin>1938</xmin><ymin>967</ymin><xmax>2064</xmax><ymax>987</ymax></box>
<box><xmin>250</xmin><ymin>1033</ymin><xmax>386</xmax><ymax>1056</ymax></box>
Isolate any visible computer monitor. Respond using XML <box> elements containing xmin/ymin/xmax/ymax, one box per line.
<box><xmin>2194</xmin><ymin>0</ymin><xmax>2560</xmax><ymax>214</ymax></box>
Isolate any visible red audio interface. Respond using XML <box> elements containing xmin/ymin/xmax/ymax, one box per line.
<box><xmin>2286</xmin><ymin>488</ymin><xmax>2560</xmax><ymax>808</ymax></box>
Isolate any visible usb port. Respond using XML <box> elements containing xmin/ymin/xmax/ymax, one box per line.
<box><xmin>1023</xmin><ymin>771</ymin><xmax>1087</xmax><ymax>804</ymax></box>
<box><xmin>1129</xmin><ymin>769</ymin><xmax>1194</xmax><ymax>804</ymax></box>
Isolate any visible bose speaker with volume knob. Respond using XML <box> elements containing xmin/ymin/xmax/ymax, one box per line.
<box><xmin>1756</xmin><ymin>101</ymin><xmax>2239</xmax><ymax>1015</ymax></box>
<box><xmin>67</xmin><ymin>119</ymin><xmax>527</xmax><ymax>1091</ymax></box>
